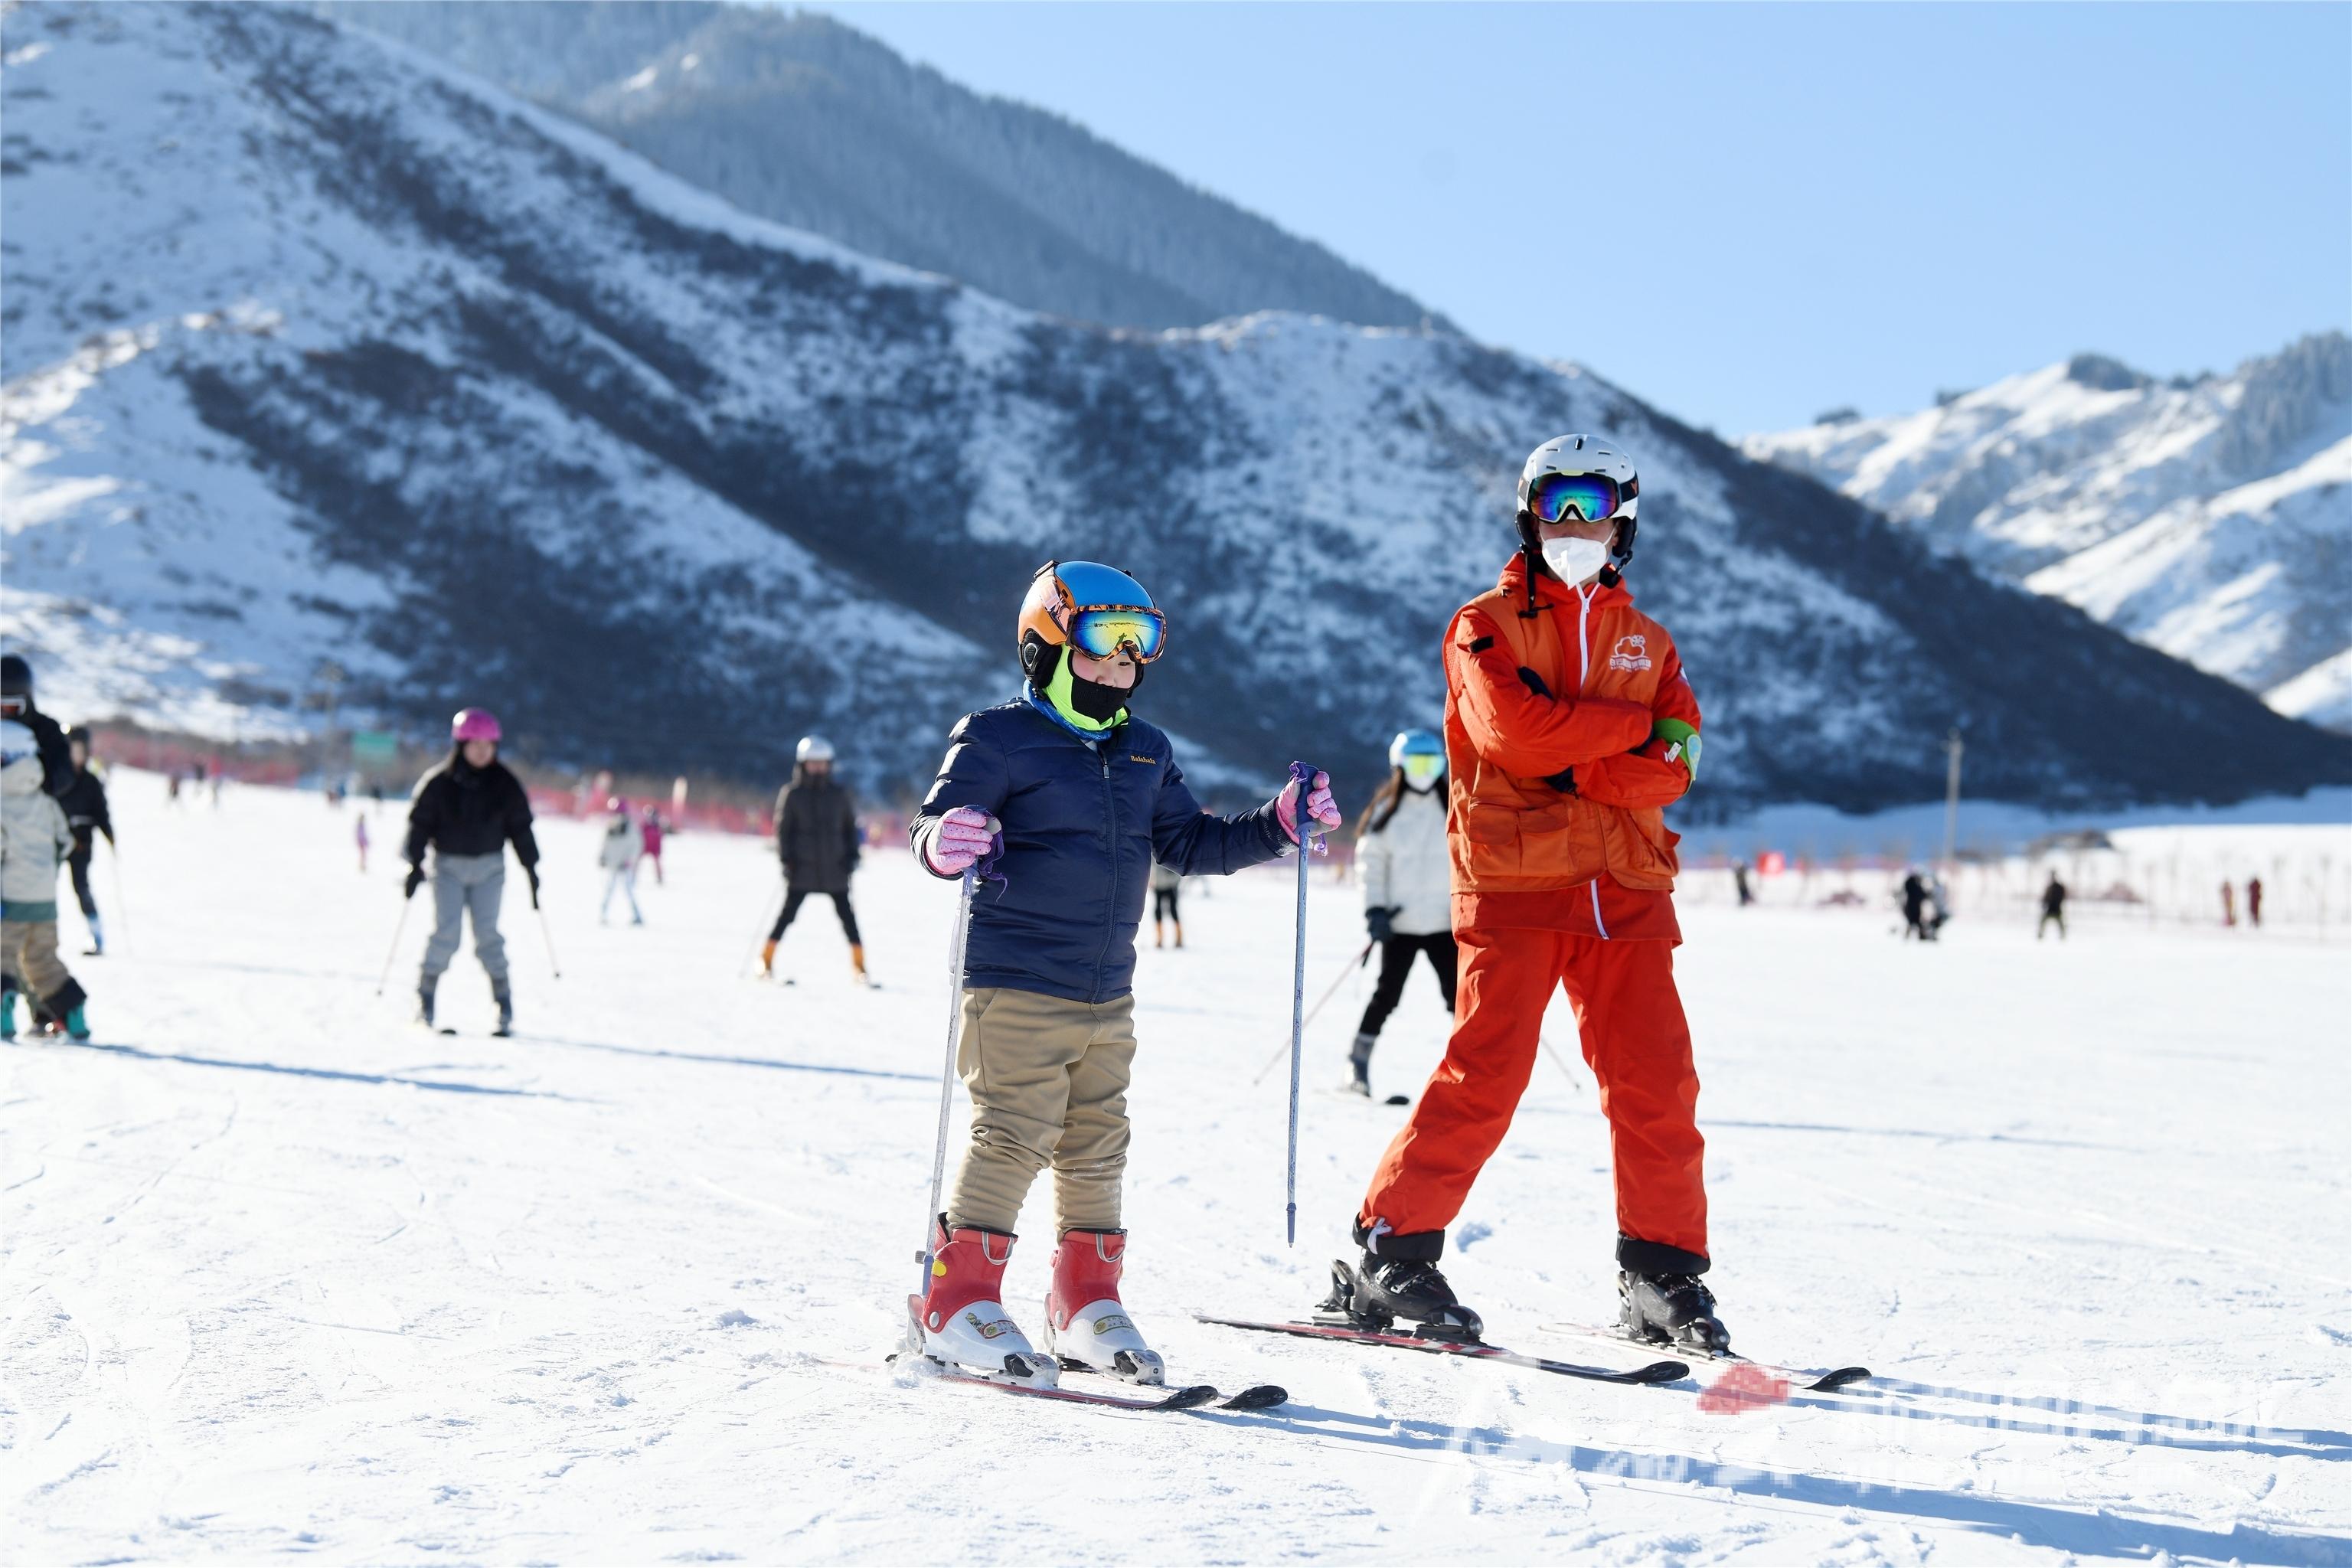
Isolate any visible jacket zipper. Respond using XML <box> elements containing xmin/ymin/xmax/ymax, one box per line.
<box><xmin>1092</xmin><ymin>740</ymin><xmax>1119</xmax><ymax>1000</ymax></box>
<box><xmin>1576</xmin><ymin>583</ymin><xmax>1611</xmax><ymax>942</ymax></box>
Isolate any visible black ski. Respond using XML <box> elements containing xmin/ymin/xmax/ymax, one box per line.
<box><xmin>1057</xmin><ymin>1359</ymin><xmax>1289</xmax><ymax>1410</ymax></box>
<box><xmin>892</xmin><ymin>1353</ymin><xmax>1279</xmax><ymax>1411</ymax></box>
<box><xmin>1196</xmin><ymin>1315</ymin><xmax>1687</xmax><ymax>1385</ymax></box>
<box><xmin>1542</xmin><ymin>1320</ymin><xmax>1870</xmax><ymax>1393</ymax></box>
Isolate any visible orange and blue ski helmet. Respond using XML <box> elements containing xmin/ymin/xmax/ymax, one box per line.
<box><xmin>1016</xmin><ymin>561</ymin><xmax>1166</xmax><ymax>682</ymax></box>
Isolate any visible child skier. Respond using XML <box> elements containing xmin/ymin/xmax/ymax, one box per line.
<box><xmin>1344</xmin><ymin>728</ymin><xmax>1455</xmax><ymax>1096</ymax></box>
<box><xmin>1148</xmin><ymin>861</ymin><xmax>1182</xmax><ymax>949</ymax></box>
<box><xmin>0</xmin><ymin>720</ymin><xmax>92</xmax><ymax>1040</ymax></box>
<box><xmin>908</xmin><ymin>560</ymin><xmax>1339</xmax><ymax>1387</ymax></box>
<box><xmin>1325</xmin><ymin>436</ymin><xmax>1727</xmax><ymax>1355</ymax></box>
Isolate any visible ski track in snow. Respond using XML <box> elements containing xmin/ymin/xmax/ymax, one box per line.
<box><xmin>2</xmin><ymin>773</ymin><xmax>2348</xmax><ymax>1564</ymax></box>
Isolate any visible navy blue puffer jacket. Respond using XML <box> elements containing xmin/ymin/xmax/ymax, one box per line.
<box><xmin>912</xmin><ymin>698</ymin><xmax>1290</xmax><ymax>1003</ymax></box>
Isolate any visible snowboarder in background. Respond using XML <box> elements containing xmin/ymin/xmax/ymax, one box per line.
<box><xmin>1345</xmin><ymin>728</ymin><xmax>1455</xmax><ymax>1097</ymax></box>
<box><xmin>354</xmin><ymin>814</ymin><xmax>370</xmax><ymax>875</ymax></box>
<box><xmin>1149</xmin><ymin>861</ymin><xmax>1183</xmax><ymax>949</ymax></box>
<box><xmin>2038</xmin><ymin>872</ymin><xmax>2066</xmax><ymax>940</ymax></box>
<box><xmin>404</xmin><ymin>708</ymin><xmax>540</xmax><ymax>1034</ymax></box>
<box><xmin>1900</xmin><ymin>869</ymin><xmax>1932</xmax><ymax>940</ymax></box>
<box><xmin>2246</xmin><ymin>876</ymin><xmax>2263</xmax><ymax>928</ymax></box>
<box><xmin>0</xmin><ymin>654</ymin><xmax>76</xmax><ymax>799</ymax></box>
<box><xmin>762</xmin><ymin>737</ymin><xmax>866</xmax><ymax>984</ymax></box>
<box><xmin>1733</xmin><ymin>859</ymin><xmax>1754</xmax><ymax>906</ymax></box>
<box><xmin>0</xmin><ymin>720</ymin><xmax>92</xmax><ymax>1040</ymax></box>
<box><xmin>640</xmin><ymin>806</ymin><xmax>665</xmax><ymax>886</ymax></box>
<box><xmin>598</xmin><ymin>797</ymin><xmax>644</xmax><ymax>926</ymax></box>
<box><xmin>58</xmin><ymin>727</ymin><xmax>113</xmax><ymax>956</ymax></box>
<box><xmin>1330</xmin><ymin>435</ymin><xmax>1729</xmax><ymax>1355</ymax></box>
<box><xmin>907</xmin><ymin>560</ymin><xmax>1340</xmax><ymax>1388</ymax></box>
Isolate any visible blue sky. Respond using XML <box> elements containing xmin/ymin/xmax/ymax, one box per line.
<box><xmin>810</xmin><ymin>2</ymin><xmax>2350</xmax><ymax>434</ymax></box>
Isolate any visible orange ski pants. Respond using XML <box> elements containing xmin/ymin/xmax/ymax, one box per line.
<box><xmin>1358</xmin><ymin>926</ymin><xmax>1707</xmax><ymax>1260</ymax></box>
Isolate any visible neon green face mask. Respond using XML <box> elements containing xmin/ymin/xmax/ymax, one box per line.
<box><xmin>1402</xmin><ymin>753</ymin><xmax>1443</xmax><ymax>790</ymax></box>
<box><xmin>1044</xmin><ymin>655</ymin><xmax>1125</xmax><ymax>733</ymax></box>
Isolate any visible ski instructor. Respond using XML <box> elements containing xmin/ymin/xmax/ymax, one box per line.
<box><xmin>403</xmin><ymin>707</ymin><xmax>540</xmax><ymax>1035</ymax></box>
<box><xmin>1325</xmin><ymin>435</ymin><xmax>1726</xmax><ymax>1355</ymax></box>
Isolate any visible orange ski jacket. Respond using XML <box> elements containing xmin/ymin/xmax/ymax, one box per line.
<box><xmin>1444</xmin><ymin>557</ymin><xmax>1700</xmax><ymax>910</ymax></box>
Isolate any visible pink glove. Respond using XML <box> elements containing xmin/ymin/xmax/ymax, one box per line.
<box><xmin>926</xmin><ymin>805</ymin><xmax>1001</xmax><ymax>876</ymax></box>
<box><xmin>1276</xmin><ymin>769</ymin><xmax>1341</xmax><ymax>844</ymax></box>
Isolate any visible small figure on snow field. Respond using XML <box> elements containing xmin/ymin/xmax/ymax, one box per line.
<box><xmin>640</xmin><ymin>806</ymin><xmax>665</xmax><ymax>886</ymax></box>
<box><xmin>1329</xmin><ymin>435</ymin><xmax>1730</xmax><ymax>1358</ymax></box>
<box><xmin>1149</xmin><ymin>861</ymin><xmax>1182</xmax><ymax>949</ymax></box>
<box><xmin>1345</xmin><ymin>728</ymin><xmax>1455</xmax><ymax>1097</ymax></box>
<box><xmin>906</xmin><ymin>560</ymin><xmax>1339</xmax><ymax>1388</ymax></box>
<box><xmin>404</xmin><ymin>709</ymin><xmax>540</xmax><ymax>1034</ymax></box>
<box><xmin>0</xmin><ymin>719</ymin><xmax>93</xmax><ymax>1040</ymax></box>
<box><xmin>763</xmin><ymin>737</ymin><xmax>868</xmax><ymax>985</ymax></box>
<box><xmin>2038</xmin><ymin>873</ymin><xmax>2066</xmax><ymax>940</ymax></box>
<box><xmin>59</xmin><ymin>727</ymin><xmax>114</xmax><ymax>956</ymax></box>
<box><xmin>598</xmin><ymin>797</ymin><xmax>645</xmax><ymax>926</ymax></box>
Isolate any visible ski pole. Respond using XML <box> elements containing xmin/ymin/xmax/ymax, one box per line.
<box><xmin>372</xmin><ymin>897</ymin><xmax>413</xmax><ymax>997</ymax></box>
<box><xmin>534</xmin><ymin>902</ymin><xmax>563</xmax><ymax>981</ymax></box>
<box><xmin>1538</xmin><ymin>1034</ymin><xmax>1584</xmax><ymax>1095</ymax></box>
<box><xmin>743</xmin><ymin>887</ymin><xmax>785</xmax><ymax>977</ymax></box>
<box><xmin>1283</xmin><ymin>761</ymin><xmax>1322</xmax><ymax>1246</ymax></box>
<box><xmin>104</xmin><ymin>838</ymin><xmax>129</xmax><ymax>951</ymax></box>
<box><xmin>1252</xmin><ymin>939</ymin><xmax>1373</xmax><ymax>1086</ymax></box>
<box><xmin>913</xmin><ymin>868</ymin><xmax>979</xmax><ymax>1334</ymax></box>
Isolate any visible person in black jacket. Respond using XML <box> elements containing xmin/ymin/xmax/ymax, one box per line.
<box><xmin>58</xmin><ymin>728</ymin><xmax>113</xmax><ymax>956</ymax></box>
<box><xmin>0</xmin><ymin>655</ymin><xmax>77</xmax><ymax>801</ymax></box>
<box><xmin>403</xmin><ymin>708</ymin><xmax>539</xmax><ymax>1034</ymax></box>
<box><xmin>762</xmin><ymin>737</ymin><xmax>867</xmax><ymax>984</ymax></box>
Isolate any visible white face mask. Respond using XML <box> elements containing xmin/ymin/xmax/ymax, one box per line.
<box><xmin>1540</xmin><ymin>534</ymin><xmax>1612</xmax><ymax>586</ymax></box>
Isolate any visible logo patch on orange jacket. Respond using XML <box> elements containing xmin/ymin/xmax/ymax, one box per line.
<box><xmin>1609</xmin><ymin>635</ymin><xmax>1652</xmax><ymax>673</ymax></box>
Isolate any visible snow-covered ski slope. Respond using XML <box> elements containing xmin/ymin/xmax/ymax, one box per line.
<box><xmin>6</xmin><ymin>774</ymin><xmax>2347</xmax><ymax>1565</ymax></box>
<box><xmin>5</xmin><ymin>1</ymin><xmax>2346</xmax><ymax>809</ymax></box>
<box><xmin>1744</xmin><ymin>337</ymin><xmax>2352</xmax><ymax>730</ymax></box>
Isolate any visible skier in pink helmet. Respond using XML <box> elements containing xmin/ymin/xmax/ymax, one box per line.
<box><xmin>403</xmin><ymin>707</ymin><xmax>539</xmax><ymax>1035</ymax></box>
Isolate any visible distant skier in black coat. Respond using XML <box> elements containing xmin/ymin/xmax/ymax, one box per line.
<box><xmin>1900</xmin><ymin>871</ymin><xmax>1933</xmax><ymax>941</ymax></box>
<box><xmin>57</xmin><ymin>728</ymin><xmax>113</xmax><ymax>955</ymax></box>
<box><xmin>403</xmin><ymin>709</ymin><xmax>540</xmax><ymax>1033</ymax></box>
<box><xmin>761</xmin><ymin>737</ymin><xmax>867</xmax><ymax>985</ymax></box>
<box><xmin>2038</xmin><ymin>874</ymin><xmax>2066</xmax><ymax>941</ymax></box>
<box><xmin>0</xmin><ymin>655</ymin><xmax>76</xmax><ymax>800</ymax></box>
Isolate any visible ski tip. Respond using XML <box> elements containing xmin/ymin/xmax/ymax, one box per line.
<box><xmin>1383</xmin><ymin>1094</ymin><xmax>1411</xmax><ymax>1106</ymax></box>
<box><xmin>1806</xmin><ymin>1366</ymin><xmax>1873</xmax><ymax>1393</ymax></box>
<box><xmin>1155</xmin><ymin>1383</ymin><xmax>1223</xmax><ymax>1411</ymax></box>
<box><xmin>1218</xmin><ymin>1383</ymin><xmax>1289</xmax><ymax>1410</ymax></box>
<box><xmin>1635</xmin><ymin>1360</ymin><xmax>1693</xmax><ymax>1383</ymax></box>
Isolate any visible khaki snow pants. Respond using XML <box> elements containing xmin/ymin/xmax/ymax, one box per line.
<box><xmin>2</xmin><ymin>920</ymin><xmax>71</xmax><ymax>1004</ymax></box>
<box><xmin>946</xmin><ymin>987</ymin><xmax>1136</xmax><ymax>1237</ymax></box>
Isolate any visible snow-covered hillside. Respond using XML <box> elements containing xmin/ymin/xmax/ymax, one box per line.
<box><xmin>1745</xmin><ymin>335</ymin><xmax>2352</xmax><ymax>729</ymax></box>
<box><xmin>3</xmin><ymin>2</ymin><xmax>2346</xmax><ymax>808</ymax></box>
<box><xmin>5</xmin><ymin>772</ymin><xmax>2349</xmax><ymax>1563</ymax></box>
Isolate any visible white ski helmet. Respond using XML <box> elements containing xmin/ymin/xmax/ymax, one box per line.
<box><xmin>795</xmin><ymin>735</ymin><xmax>835</xmax><ymax>764</ymax></box>
<box><xmin>1516</xmin><ymin>433</ymin><xmax>1641</xmax><ymax>584</ymax></box>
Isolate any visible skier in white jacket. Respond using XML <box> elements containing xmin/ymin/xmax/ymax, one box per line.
<box><xmin>1346</xmin><ymin>729</ymin><xmax>1456</xmax><ymax>1095</ymax></box>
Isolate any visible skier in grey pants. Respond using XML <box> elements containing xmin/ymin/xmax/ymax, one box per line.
<box><xmin>403</xmin><ymin>708</ymin><xmax>540</xmax><ymax>1034</ymax></box>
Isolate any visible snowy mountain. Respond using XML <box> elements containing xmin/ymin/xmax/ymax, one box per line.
<box><xmin>1743</xmin><ymin>335</ymin><xmax>2352</xmax><ymax>730</ymax></box>
<box><xmin>314</xmin><ymin>0</ymin><xmax>1446</xmax><ymax>336</ymax></box>
<box><xmin>4</xmin><ymin>2</ymin><xmax>2347</xmax><ymax>810</ymax></box>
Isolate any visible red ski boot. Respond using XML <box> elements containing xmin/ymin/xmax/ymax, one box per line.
<box><xmin>1043</xmin><ymin>1228</ymin><xmax>1165</xmax><ymax>1385</ymax></box>
<box><xmin>910</xmin><ymin>1217</ymin><xmax>1056</xmax><ymax>1385</ymax></box>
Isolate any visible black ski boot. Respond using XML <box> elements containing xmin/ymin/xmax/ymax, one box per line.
<box><xmin>1619</xmin><ymin>1269</ymin><xmax>1730</xmax><ymax>1355</ymax></box>
<box><xmin>1341</xmin><ymin>1032</ymin><xmax>1374</xmax><ymax>1096</ymax></box>
<box><xmin>491</xmin><ymin>980</ymin><xmax>514</xmax><ymax>1038</ymax></box>
<box><xmin>416</xmin><ymin>980</ymin><xmax>436</xmax><ymax>1030</ymax></box>
<box><xmin>1316</xmin><ymin>1256</ymin><xmax>1484</xmax><ymax>1341</ymax></box>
